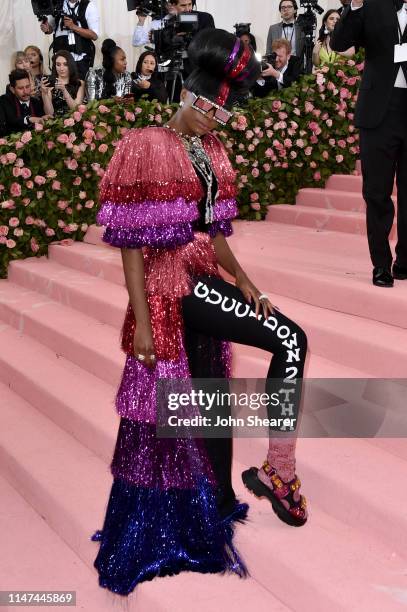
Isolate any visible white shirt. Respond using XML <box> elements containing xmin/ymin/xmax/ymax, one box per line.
<box><xmin>351</xmin><ymin>1</ymin><xmax>407</xmax><ymax>88</ymax></box>
<box><xmin>281</xmin><ymin>21</ymin><xmax>296</xmax><ymax>57</ymax></box>
<box><xmin>48</xmin><ymin>0</ymin><xmax>100</xmax><ymax>61</ymax></box>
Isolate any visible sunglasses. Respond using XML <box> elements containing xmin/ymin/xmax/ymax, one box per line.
<box><xmin>190</xmin><ymin>93</ymin><xmax>233</xmax><ymax>126</ymax></box>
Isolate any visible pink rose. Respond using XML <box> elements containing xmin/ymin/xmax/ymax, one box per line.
<box><xmin>45</xmin><ymin>228</ymin><xmax>55</xmax><ymax>237</ymax></box>
<box><xmin>21</xmin><ymin>131</ymin><xmax>32</xmax><ymax>144</ymax></box>
<box><xmin>78</xmin><ymin>104</ymin><xmax>87</xmax><ymax>113</ymax></box>
<box><xmin>64</xmin><ymin>118</ymin><xmax>75</xmax><ymax>127</ymax></box>
<box><xmin>336</xmin><ymin>155</ymin><xmax>344</xmax><ymax>163</ymax></box>
<box><xmin>85</xmin><ymin>200</ymin><xmax>95</xmax><ymax>208</ymax></box>
<box><xmin>12</xmin><ymin>167</ymin><xmax>21</xmax><ymax>177</ymax></box>
<box><xmin>10</xmin><ymin>182</ymin><xmax>22</xmax><ymax>197</ymax></box>
<box><xmin>37</xmin><ymin>191</ymin><xmax>44</xmax><ymax>199</ymax></box>
<box><xmin>290</xmin><ymin>151</ymin><xmax>297</xmax><ymax>159</ymax></box>
<box><xmin>34</xmin><ymin>175</ymin><xmax>46</xmax><ymax>185</ymax></box>
<box><xmin>52</xmin><ymin>181</ymin><xmax>61</xmax><ymax>190</ymax></box>
<box><xmin>73</xmin><ymin>111</ymin><xmax>82</xmax><ymax>122</ymax></box>
<box><xmin>98</xmin><ymin>105</ymin><xmax>110</xmax><ymax>114</ymax></box>
<box><xmin>305</xmin><ymin>101</ymin><xmax>314</xmax><ymax>113</ymax></box>
<box><xmin>245</xmin><ymin>130</ymin><xmax>254</xmax><ymax>139</ymax></box>
<box><xmin>322</xmin><ymin>150</ymin><xmax>329</xmax><ymax>160</ymax></box>
<box><xmin>250</xmin><ymin>193</ymin><xmax>259</xmax><ymax>202</ymax></box>
<box><xmin>296</xmin><ymin>139</ymin><xmax>305</xmax><ymax>148</ymax></box>
<box><xmin>26</xmin><ymin>180</ymin><xmax>34</xmax><ymax>189</ymax></box>
<box><xmin>9</xmin><ymin>217</ymin><xmax>20</xmax><ymax>227</ymax></box>
<box><xmin>57</xmin><ymin>133</ymin><xmax>70</xmax><ymax>144</ymax></box>
<box><xmin>47</xmin><ymin>141</ymin><xmax>56</xmax><ymax>150</ymax></box>
<box><xmin>284</xmin><ymin>138</ymin><xmax>292</xmax><ymax>148</ymax></box>
<box><xmin>22</xmin><ymin>198</ymin><xmax>31</xmax><ymax>206</ymax></box>
<box><xmin>46</xmin><ymin>169</ymin><xmax>57</xmax><ymax>178</ymax></box>
<box><xmin>79</xmin><ymin>191</ymin><xmax>87</xmax><ymax>200</ymax></box>
<box><xmin>310</xmin><ymin>135</ymin><xmax>318</xmax><ymax>144</ymax></box>
<box><xmin>25</xmin><ymin>216</ymin><xmax>34</xmax><ymax>225</ymax></box>
<box><xmin>236</xmin><ymin>114</ymin><xmax>248</xmax><ymax>130</ymax></box>
<box><xmin>66</xmin><ymin>158</ymin><xmax>79</xmax><ymax>170</ymax></box>
<box><xmin>14</xmin><ymin>228</ymin><xmax>24</xmax><ymax>237</ymax></box>
<box><xmin>251</xmin><ymin>168</ymin><xmax>260</xmax><ymax>178</ymax></box>
<box><xmin>272</xmin><ymin>100</ymin><xmax>282</xmax><ymax>112</ymax></box>
<box><xmin>57</xmin><ymin>200</ymin><xmax>68</xmax><ymax>210</ymax></box>
<box><xmin>338</xmin><ymin>140</ymin><xmax>347</xmax><ymax>149</ymax></box>
<box><xmin>251</xmin><ymin>202</ymin><xmax>261</xmax><ymax>211</ymax></box>
<box><xmin>30</xmin><ymin>238</ymin><xmax>39</xmax><ymax>253</ymax></box>
<box><xmin>313</xmin><ymin>171</ymin><xmax>321</xmax><ymax>181</ymax></box>
<box><xmin>98</xmin><ymin>143</ymin><xmax>108</xmax><ymax>154</ymax></box>
<box><xmin>263</xmin><ymin>163</ymin><xmax>271</xmax><ymax>172</ymax></box>
<box><xmin>265</xmin><ymin>148</ymin><xmax>274</xmax><ymax>158</ymax></box>
<box><xmin>6</xmin><ymin>152</ymin><xmax>17</xmax><ymax>163</ymax></box>
<box><xmin>21</xmin><ymin>168</ymin><xmax>32</xmax><ymax>179</ymax></box>
<box><xmin>304</xmin><ymin>147</ymin><xmax>312</xmax><ymax>156</ymax></box>
<box><xmin>235</xmin><ymin>155</ymin><xmax>245</xmax><ymax>164</ymax></box>
<box><xmin>6</xmin><ymin>239</ymin><xmax>16</xmax><ymax>248</ymax></box>
<box><xmin>264</xmin><ymin>118</ymin><xmax>272</xmax><ymax>128</ymax></box>
<box><xmin>0</xmin><ymin>225</ymin><xmax>9</xmax><ymax>236</ymax></box>
<box><xmin>73</xmin><ymin>177</ymin><xmax>82</xmax><ymax>186</ymax></box>
<box><xmin>83</xmin><ymin>129</ymin><xmax>95</xmax><ymax>141</ymax></box>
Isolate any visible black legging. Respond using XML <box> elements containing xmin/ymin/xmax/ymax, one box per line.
<box><xmin>181</xmin><ymin>275</ymin><xmax>308</xmax><ymax>515</ymax></box>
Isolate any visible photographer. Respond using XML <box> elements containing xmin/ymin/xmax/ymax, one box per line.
<box><xmin>253</xmin><ymin>39</ymin><xmax>302</xmax><ymax>97</ymax></box>
<box><xmin>132</xmin><ymin>2</ymin><xmax>176</xmax><ymax>48</ymax></box>
<box><xmin>40</xmin><ymin>0</ymin><xmax>100</xmax><ymax>79</ymax></box>
<box><xmin>0</xmin><ymin>70</ymin><xmax>48</xmax><ymax>137</ymax></box>
<box><xmin>266</xmin><ymin>0</ymin><xmax>305</xmax><ymax>58</ymax></box>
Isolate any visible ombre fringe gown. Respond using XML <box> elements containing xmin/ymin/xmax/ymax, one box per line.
<box><xmin>91</xmin><ymin>127</ymin><xmax>248</xmax><ymax>595</ymax></box>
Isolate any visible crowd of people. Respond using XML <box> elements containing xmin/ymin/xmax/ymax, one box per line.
<box><xmin>0</xmin><ymin>0</ymin><xmax>356</xmax><ymax>138</ymax></box>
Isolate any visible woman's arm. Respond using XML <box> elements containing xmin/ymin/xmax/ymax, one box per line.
<box><xmin>72</xmin><ymin>80</ymin><xmax>85</xmax><ymax>107</ymax></box>
<box><xmin>211</xmin><ymin>233</ymin><xmax>275</xmax><ymax>318</ymax></box>
<box><xmin>337</xmin><ymin>46</ymin><xmax>356</xmax><ymax>58</ymax></box>
<box><xmin>41</xmin><ymin>80</ymin><xmax>54</xmax><ymax>116</ymax></box>
<box><xmin>312</xmin><ymin>41</ymin><xmax>322</xmax><ymax>67</ymax></box>
<box><xmin>121</xmin><ymin>248</ymin><xmax>155</xmax><ymax>368</ymax></box>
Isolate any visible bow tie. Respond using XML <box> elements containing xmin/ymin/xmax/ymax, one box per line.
<box><xmin>283</xmin><ymin>22</ymin><xmax>294</xmax><ymax>27</ymax></box>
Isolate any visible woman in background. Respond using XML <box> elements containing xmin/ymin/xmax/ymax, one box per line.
<box><xmin>41</xmin><ymin>50</ymin><xmax>84</xmax><ymax>117</ymax></box>
<box><xmin>24</xmin><ymin>45</ymin><xmax>45</xmax><ymax>96</ymax></box>
<box><xmin>9</xmin><ymin>52</ymin><xmax>36</xmax><ymax>97</ymax></box>
<box><xmin>132</xmin><ymin>51</ymin><xmax>168</xmax><ymax>104</ymax></box>
<box><xmin>313</xmin><ymin>10</ymin><xmax>354</xmax><ymax>67</ymax></box>
<box><xmin>86</xmin><ymin>38</ymin><xmax>133</xmax><ymax>102</ymax></box>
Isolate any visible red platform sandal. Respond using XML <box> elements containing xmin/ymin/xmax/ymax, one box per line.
<box><xmin>242</xmin><ymin>460</ymin><xmax>308</xmax><ymax>527</ymax></box>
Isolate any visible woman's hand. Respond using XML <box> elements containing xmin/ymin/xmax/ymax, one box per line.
<box><xmin>136</xmin><ymin>79</ymin><xmax>151</xmax><ymax>90</ymax></box>
<box><xmin>133</xmin><ymin>322</ymin><xmax>156</xmax><ymax>369</ymax></box>
<box><xmin>235</xmin><ymin>271</ymin><xmax>276</xmax><ymax>320</ymax></box>
<box><xmin>55</xmin><ymin>79</ymin><xmax>67</xmax><ymax>93</ymax></box>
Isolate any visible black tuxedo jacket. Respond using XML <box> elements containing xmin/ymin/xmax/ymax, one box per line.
<box><xmin>252</xmin><ymin>56</ymin><xmax>303</xmax><ymax>98</ymax></box>
<box><xmin>0</xmin><ymin>92</ymin><xmax>44</xmax><ymax>137</ymax></box>
<box><xmin>331</xmin><ymin>0</ymin><xmax>407</xmax><ymax>128</ymax></box>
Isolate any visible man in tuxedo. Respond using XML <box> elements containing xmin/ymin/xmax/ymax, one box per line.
<box><xmin>331</xmin><ymin>0</ymin><xmax>407</xmax><ymax>287</ymax></box>
<box><xmin>252</xmin><ymin>39</ymin><xmax>302</xmax><ymax>97</ymax></box>
<box><xmin>0</xmin><ymin>70</ymin><xmax>46</xmax><ymax>137</ymax></box>
<box><xmin>266</xmin><ymin>0</ymin><xmax>305</xmax><ymax>59</ymax></box>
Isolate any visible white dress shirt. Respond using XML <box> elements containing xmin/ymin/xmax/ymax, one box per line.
<box><xmin>351</xmin><ymin>1</ymin><xmax>407</xmax><ymax>88</ymax></box>
<box><xmin>48</xmin><ymin>0</ymin><xmax>100</xmax><ymax>61</ymax></box>
<box><xmin>132</xmin><ymin>15</ymin><xmax>171</xmax><ymax>47</ymax></box>
<box><xmin>281</xmin><ymin>21</ymin><xmax>296</xmax><ymax>57</ymax></box>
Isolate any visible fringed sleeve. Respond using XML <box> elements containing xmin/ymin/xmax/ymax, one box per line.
<box><xmin>203</xmin><ymin>133</ymin><xmax>239</xmax><ymax>238</ymax></box>
<box><xmin>97</xmin><ymin>127</ymin><xmax>204</xmax><ymax>249</ymax></box>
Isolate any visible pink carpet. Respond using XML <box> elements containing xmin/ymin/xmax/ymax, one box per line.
<box><xmin>1</xmin><ymin>171</ymin><xmax>407</xmax><ymax>611</ymax></box>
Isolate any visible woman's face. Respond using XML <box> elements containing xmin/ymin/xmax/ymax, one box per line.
<box><xmin>55</xmin><ymin>56</ymin><xmax>69</xmax><ymax>79</ymax></box>
<box><xmin>179</xmin><ymin>89</ymin><xmax>221</xmax><ymax>137</ymax></box>
<box><xmin>141</xmin><ymin>55</ymin><xmax>156</xmax><ymax>76</ymax></box>
<box><xmin>26</xmin><ymin>48</ymin><xmax>40</xmax><ymax>69</ymax></box>
<box><xmin>240</xmin><ymin>34</ymin><xmax>251</xmax><ymax>48</ymax></box>
<box><xmin>325</xmin><ymin>12</ymin><xmax>340</xmax><ymax>32</ymax></box>
<box><xmin>16</xmin><ymin>55</ymin><xmax>31</xmax><ymax>72</ymax></box>
<box><xmin>114</xmin><ymin>49</ymin><xmax>127</xmax><ymax>73</ymax></box>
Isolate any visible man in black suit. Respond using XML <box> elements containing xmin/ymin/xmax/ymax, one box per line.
<box><xmin>338</xmin><ymin>0</ymin><xmax>351</xmax><ymax>15</ymax></box>
<box><xmin>331</xmin><ymin>0</ymin><xmax>407</xmax><ymax>287</ymax></box>
<box><xmin>0</xmin><ymin>70</ymin><xmax>47</xmax><ymax>138</ymax></box>
<box><xmin>253</xmin><ymin>39</ymin><xmax>302</xmax><ymax>98</ymax></box>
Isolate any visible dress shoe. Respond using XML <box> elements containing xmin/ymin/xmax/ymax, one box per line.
<box><xmin>393</xmin><ymin>262</ymin><xmax>407</xmax><ymax>280</ymax></box>
<box><xmin>372</xmin><ymin>267</ymin><xmax>394</xmax><ymax>287</ymax></box>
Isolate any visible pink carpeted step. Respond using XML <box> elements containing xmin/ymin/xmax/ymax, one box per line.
<box><xmin>49</xmin><ymin>241</ymin><xmax>125</xmax><ymax>286</ymax></box>
<box><xmin>0</xmin><ymin>476</ymin><xmax>124</xmax><ymax>612</ymax></box>
<box><xmin>296</xmin><ymin>188</ymin><xmax>367</xmax><ymax>212</ymax></box>
<box><xmin>325</xmin><ymin>174</ymin><xmax>363</xmax><ymax>192</ymax></box>
<box><xmin>1</xmin><ymin>383</ymin><xmax>406</xmax><ymax>612</ymax></box>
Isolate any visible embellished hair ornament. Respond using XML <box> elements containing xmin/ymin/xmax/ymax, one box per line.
<box><xmin>216</xmin><ymin>38</ymin><xmax>253</xmax><ymax>107</ymax></box>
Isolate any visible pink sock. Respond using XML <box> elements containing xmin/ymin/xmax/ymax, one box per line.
<box><xmin>266</xmin><ymin>437</ymin><xmax>297</xmax><ymax>483</ymax></box>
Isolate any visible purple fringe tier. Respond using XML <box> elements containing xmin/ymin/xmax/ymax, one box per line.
<box><xmin>97</xmin><ymin>198</ymin><xmax>200</xmax><ymax>229</ymax></box>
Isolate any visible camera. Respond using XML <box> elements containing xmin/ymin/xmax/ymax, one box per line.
<box><xmin>127</xmin><ymin>0</ymin><xmax>162</xmax><ymax>18</ymax></box>
<box><xmin>31</xmin><ymin>0</ymin><xmax>64</xmax><ymax>22</ymax></box>
<box><xmin>234</xmin><ymin>22</ymin><xmax>251</xmax><ymax>37</ymax></box>
<box><xmin>261</xmin><ymin>52</ymin><xmax>277</xmax><ymax>71</ymax></box>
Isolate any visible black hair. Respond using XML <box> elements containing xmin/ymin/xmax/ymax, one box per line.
<box><xmin>135</xmin><ymin>51</ymin><xmax>158</xmax><ymax>76</ymax></box>
<box><xmin>318</xmin><ymin>9</ymin><xmax>340</xmax><ymax>43</ymax></box>
<box><xmin>51</xmin><ymin>50</ymin><xmax>80</xmax><ymax>87</ymax></box>
<box><xmin>239</xmin><ymin>31</ymin><xmax>257</xmax><ymax>53</ymax></box>
<box><xmin>184</xmin><ymin>28</ymin><xmax>261</xmax><ymax>109</ymax></box>
<box><xmin>278</xmin><ymin>0</ymin><xmax>298</xmax><ymax>15</ymax></box>
<box><xmin>9</xmin><ymin>69</ymin><xmax>30</xmax><ymax>88</ymax></box>
<box><xmin>101</xmin><ymin>38</ymin><xmax>124</xmax><ymax>98</ymax></box>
